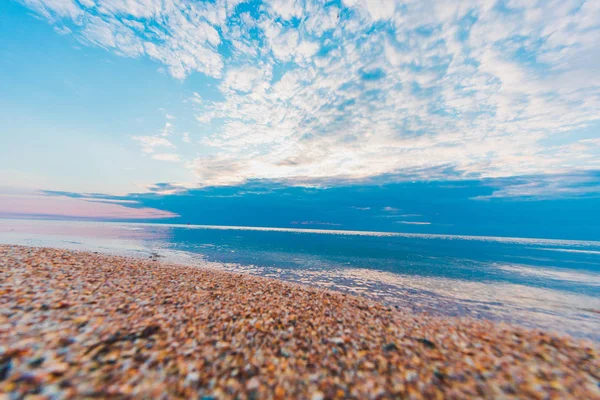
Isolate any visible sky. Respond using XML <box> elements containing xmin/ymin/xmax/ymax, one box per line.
<box><xmin>0</xmin><ymin>0</ymin><xmax>599</xmax><ymax>239</ymax></box>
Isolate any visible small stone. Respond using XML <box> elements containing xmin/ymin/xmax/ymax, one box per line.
<box><xmin>311</xmin><ymin>391</ymin><xmax>324</xmax><ymax>400</ymax></box>
<box><xmin>416</xmin><ymin>338</ymin><xmax>436</xmax><ymax>348</ymax></box>
<box><xmin>330</xmin><ymin>337</ymin><xmax>345</xmax><ymax>345</ymax></box>
<box><xmin>384</xmin><ymin>342</ymin><xmax>398</xmax><ymax>352</ymax></box>
<box><xmin>275</xmin><ymin>386</ymin><xmax>285</xmax><ymax>398</ymax></box>
<box><xmin>405</xmin><ymin>371</ymin><xmax>418</xmax><ymax>382</ymax></box>
<box><xmin>0</xmin><ymin>245</ymin><xmax>598</xmax><ymax>400</ymax></box>
<box><xmin>246</xmin><ymin>377</ymin><xmax>260</xmax><ymax>391</ymax></box>
<box><xmin>0</xmin><ymin>358</ymin><xmax>12</xmax><ymax>380</ymax></box>
<box><xmin>28</xmin><ymin>357</ymin><xmax>45</xmax><ymax>368</ymax></box>
<box><xmin>56</xmin><ymin>301</ymin><xmax>71</xmax><ymax>309</ymax></box>
<box><xmin>186</xmin><ymin>372</ymin><xmax>200</xmax><ymax>384</ymax></box>
<box><xmin>48</xmin><ymin>362</ymin><xmax>69</xmax><ymax>375</ymax></box>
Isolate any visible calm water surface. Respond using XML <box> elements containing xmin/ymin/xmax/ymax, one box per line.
<box><xmin>1</xmin><ymin>218</ymin><xmax>599</xmax><ymax>340</ymax></box>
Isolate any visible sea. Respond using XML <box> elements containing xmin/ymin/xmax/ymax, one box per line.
<box><xmin>1</xmin><ymin>218</ymin><xmax>599</xmax><ymax>341</ymax></box>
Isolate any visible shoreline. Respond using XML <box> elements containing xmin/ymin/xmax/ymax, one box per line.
<box><xmin>2</xmin><ymin>219</ymin><xmax>600</xmax><ymax>342</ymax></box>
<box><xmin>1</xmin><ymin>245</ymin><xmax>599</xmax><ymax>398</ymax></box>
<box><xmin>4</xmin><ymin>217</ymin><xmax>600</xmax><ymax>247</ymax></box>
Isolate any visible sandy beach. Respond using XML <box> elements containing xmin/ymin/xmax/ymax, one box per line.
<box><xmin>1</xmin><ymin>245</ymin><xmax>599</xmax><ymax>399</ymax></box>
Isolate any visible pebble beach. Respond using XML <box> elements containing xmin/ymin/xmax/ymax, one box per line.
<box><xmin>1</xmin><ymin>245</ymin><xmax>599</xmax><ymax>399</ymax></box>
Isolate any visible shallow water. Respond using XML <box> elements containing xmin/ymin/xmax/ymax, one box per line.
<box><xmin>1</xmin><ymin>218</ymin><xmax>599</xmax><ymax>340</ymax></box>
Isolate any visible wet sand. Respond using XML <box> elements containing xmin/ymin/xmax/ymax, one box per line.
<box><xmin>1</xmin><ymin>245</ymin><xmax>599</xmax><ymax>399</ymax></box>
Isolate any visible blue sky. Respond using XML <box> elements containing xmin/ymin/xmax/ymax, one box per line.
<box><xmin>0</xmin><ymin>0</ymin><xmax>599</xmax><ymax>239</ymax></box>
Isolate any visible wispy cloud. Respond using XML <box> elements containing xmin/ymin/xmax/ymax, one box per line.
<box><xmin>20</xmin><ymin>0</ymin><xmax>600</xmax><ymax>190</ymax></box>
<box><xmin>475</xmin><ymin>171</ymin><xmax>600</xmax><ymax>200</ymax></box>
<box><xmin>140</xmin><ymin>182</ymin><xmax>192</xmax><ymax>195</ymax></box>
<box><xmin>132</xmin><ymin>117</ymin><xmax>180</xmax><ymax>159</ymax></box>
<box><xmin>132</xmin><ymin>136</ymin><xmax>174</xmax><ymax>154</ymax></box>
<box><xmin>152</xmin><ymin>153</ymin><xmax>181</xmax><ymax>162</ymax></box>
<box><xmin>160</xmin><ymin>121</ymin><xmax>174</xmax><ymax>137</ymax></box>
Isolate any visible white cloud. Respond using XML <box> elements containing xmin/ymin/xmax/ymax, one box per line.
<box><xmin>132</xmin><ymin>136</ymin><xmax>175</xmax><ymax>153</ymax></box>
<box><xmin>266</xmin><ymin>0</ymin><xmax>303</xmax><ymax>20</ymax></box>
<box><xmin>20</xmin><ymin>0</ymin><xmax>82</xmax><ymax>21</ymax></box>
<box><xmin>269</xmin><ymin>28</ymin><xmax>299</xmax><ymax>61</ymax></box>
<box><xmin>132</xmin><ymin>117</ymin><xmax>178</xmax><ymax>154</ymax></box>
<box><xmin>152</xmin><ymin>153</ymin><xmax>181</xmax><ymax>162</ymax></box>
<box><xmin>161</xmin><ymin>121</ymin><xmax>174</xmax><ymax>137</ymax></box>
<box><xmin>192</xmin><ymin>0</ymin><xmax>600</xmax><ymax>186</ymax></box>
<box><xmin>23</xmin><ymin>0</ymin><xmax>600</xmax><ymax>189</ymax></box>
<box><xmin>342</xmin><ymin>0</ymin><xmax>397</xmax><ymax>22</ymax></box>
<box><xmin>295</xmin><ymin>40</ymin><xmax>319</xmax><ymax>60</ymax></box>
<box><xmin>54</xmin><ymin>25</ymin><xmax>72</xmax><ymax>35</ymax></box>
<box><xmin>22</xmin><ymin>0</ymin><xmax>227</xmax><ymax>79</ymax></box>
<box><xmin>81</xmin><ymin>16</ymin><xmax>144</xmax><ymax>56</ymax></box>
<box><xmin>304</xmin><ymin>4</ymin><xmax>339</xmax><ymax>36</ymax></box>
<box><xmin>222</xmin><ymin>65</ymin><xmax>270</xmax><ymax>93</ymax></box>
<box><xmin>78</xmin><ymin>0</ymin><xmax>95</xmax><ymax>8</ymax></box>
<box><xmin>475</xmin><ymin>173</ymin><xmax>600</xmax><ymax>200</ymax></box>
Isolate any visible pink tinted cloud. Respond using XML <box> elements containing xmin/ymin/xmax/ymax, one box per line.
<box><xmin>0</xmin><ymin>194</ymin><xmax>178</xmax><ymax>219</ymax></box>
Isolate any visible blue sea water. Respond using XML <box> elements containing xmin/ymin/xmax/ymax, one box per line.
<box><xmin>1</xmin><ymin>219</ymin><xmax>599</xmax><ymax>340</ymax></box>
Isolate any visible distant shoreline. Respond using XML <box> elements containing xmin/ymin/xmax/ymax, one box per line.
<box><xmin>3</xmin><ymin>217</ymin><xmax>600</xmax><ymax>246</ymax></box>
<box><xmin>1</xmin><ymin>245</ymin><xmax>599</xmax><ymax>398</ymax></box>
<box><xmin>2</xmin><ymin>222</ymin><xmax>600</xmax><ymax>342</ymax></box>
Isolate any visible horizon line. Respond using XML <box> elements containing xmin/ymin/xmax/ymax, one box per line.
<box><xmin>2</xmin><ymin>217</ymin><xmax>597</xmax><ymax>247</ymax></box>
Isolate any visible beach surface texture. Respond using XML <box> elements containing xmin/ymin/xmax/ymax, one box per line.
<box><xmin>1</xmin><ymin>245</ymin><xmax>599</xmax><ymax>399</ymax></box>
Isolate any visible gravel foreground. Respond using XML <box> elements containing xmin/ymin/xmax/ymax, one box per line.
<box><xmin>1</xmin><ymin>245</ymin><xmax>599</xmax><ymax>399</ymax></box>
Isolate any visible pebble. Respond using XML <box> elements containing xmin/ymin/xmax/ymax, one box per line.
<box><xmin>1</xmin><ymin>245</ymin><xmax>599</xmax><ymax>399</ymax></box>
